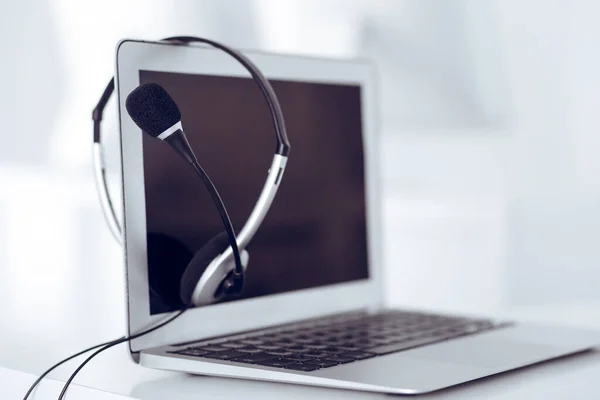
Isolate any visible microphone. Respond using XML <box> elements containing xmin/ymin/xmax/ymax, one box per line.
<box><xmin>124</xmin><ymin>82</ymin><xmax>245</xmax><ymax>297</ymax></box>
<box><xmin>125</xmin><ymin>83</ymin><xmax>198</xmax><ymax>165</ymax></box>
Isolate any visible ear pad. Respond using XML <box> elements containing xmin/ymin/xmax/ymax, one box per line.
<box><xmin>147</xmin><ymin>232</ymin><xmax>193</xmax><ymax>311</ymax></box>
<box><xmin>180</xmin><ymin>231</ymin><xmax>231</xmax><ymax>306</ymax></box>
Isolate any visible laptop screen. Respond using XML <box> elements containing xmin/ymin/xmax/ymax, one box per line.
<box><xmin>140</xmin><ymin>70</ymin><xmax>369</xmax><ymax>315</ymax></box>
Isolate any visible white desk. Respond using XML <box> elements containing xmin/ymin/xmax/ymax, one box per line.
<box><xmin>3</xmin><ymin>367</ymin><xmax>134</xmax><ymax>400</ymax></box>
<box><xmin>2</xmin><ymin>169</ymin><xmax>600</xmax><ymax>398</ymax></box>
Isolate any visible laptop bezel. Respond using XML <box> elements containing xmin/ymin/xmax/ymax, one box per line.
<box><xmin>115</xmin><ymin>39</ymin><xmax>383</xmax><ymax>354</ymax></box>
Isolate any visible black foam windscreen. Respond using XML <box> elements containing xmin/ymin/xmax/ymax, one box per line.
<box><xmin>125</xmin><ymin>83</ymin><xmax>181</xmax><ymax>137</ymax></box>
<box><xmin>179</xmin><ymin>232</ymin><xmax>230</xmax><ymax>305</ymax></box>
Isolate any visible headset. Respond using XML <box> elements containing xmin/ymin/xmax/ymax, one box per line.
<box><xmin>22</xmin><ymin>36</ymin><xmax>291</xmax><ymax>400</ymax></box>
<box><xmin>92</xmin><ymin>36</ymin><xmax>291</xmax><ymax>307</ymax></box>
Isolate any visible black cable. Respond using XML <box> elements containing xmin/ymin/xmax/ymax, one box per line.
<box><xmin>22</xmin><ymin>336</ymin><xmax>125</xmax><ymax>400</ymax></box>
<box><xmin>49</xmin><ymin>161</ymin><xmax>235</xmax><ymax>399</ymax></box>
<box><xmin>45</xmin><ymin>161</ymin><xmax>241</xmax><ymax>400</ymax></box>
<box><xmin>56</xmin><ymin>307</ymin><xmax>189</xmax><ymax>400</ymax></box>
<box><xmin>50</xmin><ymin>160</ymin><xmax>238</xmax><ymax>399</ymax></box>
<box><xmin>56</xmin><ymin>339</ymin><xmax>126</xmax><ymax>400</ymax></box>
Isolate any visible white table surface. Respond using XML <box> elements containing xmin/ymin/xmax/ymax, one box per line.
<box><xmin>3</xmin><ymin>367</ymin><xmax>134</xmax><ymax>400</ymax></box>
<box><xmin>2</xmin><ymin>169</ymin><xmax>600</xmax><ymax>399</ymax></box>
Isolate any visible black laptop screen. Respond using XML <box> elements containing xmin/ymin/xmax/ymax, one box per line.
<box><xmin>140</xmin><ymin>70</ymin><xmax>369</xmax><ymax>315</ymax></box>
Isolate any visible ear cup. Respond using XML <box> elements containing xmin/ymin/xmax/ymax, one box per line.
<box><xmin>147</xmin><ymin>232</ymin><xmax>193</xmax><ymax>312</ymax></box>
<box><xmin>180</xmin><ymin>231</ymin><xmax>231</xmax><ymax>306</ymax></box>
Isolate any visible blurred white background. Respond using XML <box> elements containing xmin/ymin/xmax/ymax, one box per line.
<box><xmin>2</xmin><ymin>1</ymin><xmax>600</xmax><ymax>379</ymax></box>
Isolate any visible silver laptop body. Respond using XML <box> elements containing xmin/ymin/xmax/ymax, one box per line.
<box><xmin>115</xmin><ymin>39</ymin><xmax>599</xmax><ymax>395</ymax></box>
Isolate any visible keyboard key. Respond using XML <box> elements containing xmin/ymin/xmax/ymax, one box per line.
<box><xmin>308</xmin><ymin>332</ymin><xmax>332</xmax><ymax>340</ymax></box>
<box><xmin>283</xmin><ymin>363</ymin><xmax>320</xmax><ymax>372</ymax></box>
<box><xmin>293</xmin><ymin>338</ymin><xmax>318</xmax><ymax>345</ymax></box>
<box><xmin>384</xmin><ymin>334</ymin><xmax>414</xmax><ymax>343</ymax></box>
<box><xmin>286</xmin><ymin>345</ymin><xmax>309</xmax><ymax>352</ymax></box>
<box><xmin>303</xmin><ymin>360</ymin><xmax>339</xmax><ymax>368</ymax></box>
<box><xmin>295</xmin><ymin>333</ymin><xmax>314</xmax><ymax>338</ymax></box>
<box><xmin>321</xmin><ymin>346</ymin><xmax>348</xmax><ymax>354</ymax></box>
<box><xmin>302</xmin><ymin>352</ymin><xmax>332</xmax><ymax>358</ymax></box>
<box><xmin>340</xmin><ymin>351</ymin><xmax>376</xmax><ymax>360</ymax></box>
<box><xmin>321</xmin><ymin>356</ymin><xmax>355</xmax><ymax>364</ymax></box>
<box><xmin>202</xmin><ymin>349</ymin><xmax>247</xmax><ymax>360</ymax></box>
<box><xmin>240</xmin><ymin>338</ymin><xmax>265</xmax><ymax>345</ymax></box>
<box><xmin>192</xmin><ymin>345</ymin><xmax>228</xmax><ymax>352</ymax></box>
<box><xmin>236</xmin><ymin>347</ymin><xmax>265</xmax><ymax>354</ymax></box>
<box><xmin>272</xmin><ymin>338</ymin><xmax>294</xmax><ymax>344</ymax></box>
<box><xmin>337</xmin><ymin>345</ymin><xmax>362</xmax><ymax>352</ymax></box>
<box><xmin>259</xmin><ymin>333</ymin><xmax>280</xmax><ymax>340</ymax></box>
<box><xmin>184</xmin><ymin>339</ymin><xmax>225</xmax><ymax>347</ymax></box>
<box><xmin>220</xmin><ymin>342</ymin><xmax>247</xmax><ymax>349</ymax></box>
<box><xmin>231</xmin><ymin>352</ymin><xmax>278</xmax><ymax>363</ymax></box>
<box><xmin>303</xmin><ymin>344</ymin><xmax>329</xmax><ymax>350</ymax></box>
<box><xmin>256</xmin><ymin>344</ymin><xmax>282</xmax><ymax>351</ymax></box>
<box><xmin>256</xmin><ymin>358</ymin><xmax>296</xmax><ymax>368</ymax></box>
<box><xmin>265</xmin><ymin>350</ymin><xmax>294</xmax><ymax>357</ymax></box>
<box><xmin>352</xmin><ymin>338</ymin><xmax>386</xmax><ymax>347</ymax></box>
<box><xmin>319</xmin><ymin>339</ymin><xmax>348</xmax><ymax>347</ymax></box>
<box><xmin>173</xmin><ymin>349</ymin><xmax>213</xmax><ymax>357</ymax></box>
<box><xmin>274</xmin><ymin>331</ymin><xmax>295</xmax><ymax>338</ymax></box>
<box><xmin>285</xmin><ymin>354</ymin><xmax>317</xmax><ymax>362</ymax></box>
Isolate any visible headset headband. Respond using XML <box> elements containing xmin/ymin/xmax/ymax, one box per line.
<box><xmin>92</xmin><ymin>36</ymin><xmax>290</xmax><ymax>305</ymax></box>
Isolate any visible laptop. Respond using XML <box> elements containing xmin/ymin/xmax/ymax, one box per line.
<box><xmin>115</xmin><ymin>39</ymin><xmax>599</xmax><ymax>395</ymax></box>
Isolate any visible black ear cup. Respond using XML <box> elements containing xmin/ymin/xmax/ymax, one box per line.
<box><xmin>179</xmin><ymin>231</ymin><xmax>231</xmax><ymax>305</ymax></box>
<box><xmin>147</xmin><ymin>232</ymin><xmax>194</xmax><ymax>313</ymax></box>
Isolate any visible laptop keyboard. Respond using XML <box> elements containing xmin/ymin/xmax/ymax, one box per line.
<box><xmin>170</xmin><ymin>310</ymin><xmax>507</xmax><ymax>372</ymax></box>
